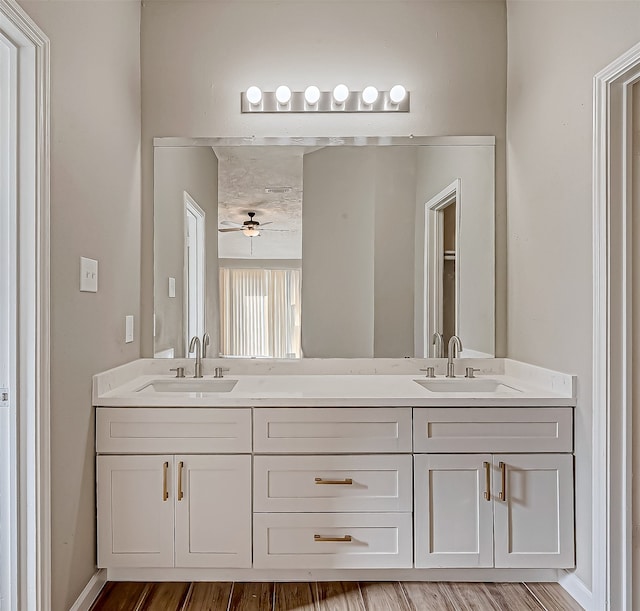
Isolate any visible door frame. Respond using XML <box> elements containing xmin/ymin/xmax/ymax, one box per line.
<box><xmin>0</xmin><ymin>1</ymin><xmax>50</xmax><ymax>610</ymax></box>
<box><xmin>591</xmin><ymin>41</ymin><xmax>640</xmax><ymax>611</ymax></box>
<box><xmin>183</xmin><ymin>191</ymin><xmax>205</xmax><ymax>355</ymax></box>
<box><xmin>423</xmin><ymin>179</ymin><xmax>461</xmax><ymax>357</ymax></box>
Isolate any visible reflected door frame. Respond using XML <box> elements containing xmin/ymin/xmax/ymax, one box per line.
<box><xmin>183</xmin><ymin>192</ymin><xmax>206</xmax><ymax>355</ymax></box>
<box><xmin>424</xmin><ymin>179</ymin><xmax>461</xmax><ymax>357</ymax></box>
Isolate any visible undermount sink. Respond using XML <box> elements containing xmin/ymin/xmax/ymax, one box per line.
<box><xmin>414</xmin><ymin>378</ymin><xmax>522</xmax><ymax>393</ymax></box>
<box><xmin>137</xmin><ymin>379</ymin><xmax>238</xmax><ymax>393</ymax></box>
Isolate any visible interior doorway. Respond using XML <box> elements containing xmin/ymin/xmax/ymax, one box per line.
<box><xmin>0</xmin><ymin>28</ymin><xmax>15</xmax><ymax>611</ymax></box>
<box><xmin>184</xmin><ymin>192</ymin><xmax>205</xmax><ymax>353</ymax></box>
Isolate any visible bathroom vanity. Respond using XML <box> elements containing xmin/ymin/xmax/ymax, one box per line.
<box><xmin>93</xmin><ymin>358</ymin><xmax>575</xmax><ymax>582</ymax></box>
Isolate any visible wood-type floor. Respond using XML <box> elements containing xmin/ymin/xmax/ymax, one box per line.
<box><xmin>90</xmin><ymin>581</ymin><xmax>584</xmax><ymax>611</ymax></box>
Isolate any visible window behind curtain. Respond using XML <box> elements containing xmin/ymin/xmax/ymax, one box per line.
<box><xmin>219</xmin><ymin>267</ymin><xmax>301</xmax><ymax>358</ymax></box>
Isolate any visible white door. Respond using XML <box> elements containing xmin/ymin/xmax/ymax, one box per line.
<box><xmin>97</xmin><ymin>455</ymin><xmax>175</xmax><ymax>568</ymax></box>
<box><xmin>175</xmin><ymin>455</ymin><xmax>251</xmax><ymax>568</ymax></box>
<box><xmin>184</xmin><ymin>193</ymin><xmax>205</xmax><ymax>354</ymax></box>
<box><xmin>0</xmin><ymin>30</ymin><xmax>15</xmax><ymax>611</ymax></box>
<box><xmin>414</xmin><ymin>454</ymin><xmax>493</xmax><ymax>568</ymax></box>
<box><xmin>493</xmin><ymin>453</ymin><xmax>574</xmax><ymax>568</ymax></box>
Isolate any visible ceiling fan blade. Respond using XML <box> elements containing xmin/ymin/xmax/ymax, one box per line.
<box><xmin>218</xmin><ymin>227</ymin><xmax>243</xmax><ymax>232</ymax></box>
<box><xmin>259</xmin><ymin>221</ymin><xmax>273</xmax><ymax>226</ymax></box>
<box><xmin>261</xmin><ymin>228</ymin><xmax>290</xmax><ymax>232</ymax></box>
<box><xmin>220</xmin><ymin>220</ymin><xmax>242</xmax><ymax>227</ymax></box>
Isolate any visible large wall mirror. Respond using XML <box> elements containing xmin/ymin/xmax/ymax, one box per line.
<box><xmin>153</xmin><ymin>136</ymin><xmax>495</xmax><ymax>359</ymax></box>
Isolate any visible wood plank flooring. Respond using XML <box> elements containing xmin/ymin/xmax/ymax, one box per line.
<box><xmin>90</xmin><ymin>581</ymin><xmax>584</xmax><ymax>611</ymax></box>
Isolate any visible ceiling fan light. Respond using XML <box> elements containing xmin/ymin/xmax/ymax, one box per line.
<box><xmin>243</xmin><ymin>228</ymin><xmax>260</xmax><ymax>237</ymax></box>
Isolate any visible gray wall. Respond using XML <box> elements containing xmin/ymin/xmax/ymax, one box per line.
<box><xmin>633</xmin><ymin>80</ymin><xmax>640</xmax><ymax>611</ymax></box>
<box><xmin>17</xmin><ymin>2</ymin><xmax>141</xmax><ymax>610</ymax></box>
<box><xmin>505</xmin><ymin>0</ymin><xmax>640</xmax><ymax>591</ymax></box>
<box><xmin>140</xmin><ymin>0</ymin><xmax>508</xmax><ymax>358</ymax></box>
<box><xmin>154</xmin><ymin>146</ymin><xmax>219</xmax><ymax>358</ymax></box>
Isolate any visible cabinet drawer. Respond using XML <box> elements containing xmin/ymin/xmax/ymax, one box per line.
<box><xmin>413</xmin><ymin>407</ymin><xmax>573</xmax><ymax>453</ymax></box>
<box><xmin>254</xmin><ymin>455</ymin><xmax>412</xmax><ymax>512</ymax></box>
<box><xmin>253</xmin><ymin>408</ymin><xmax>412</xmax><ymax>453</ymax></box>
<box><xmin>253</xmin><ymin>512</ymin><xmax>412</xmax><ymax>569</ymax></box>
<box><xmin>96</xmin><ymin>408</ymin><xmax>251</xmax><ymax>453</ymax></box>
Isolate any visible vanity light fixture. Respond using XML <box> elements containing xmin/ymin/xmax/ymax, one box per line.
<box><xmin>332</xmin><ymin>83</ymin><xmax>350</xmax><ymax>104</ymax></box>
<box><xmin>361</xmin><ymin>86</ymin><xmax>379</xmax><ymax>105</ymax></box>
<box><xmin>304</xmin><ymin>85</ymin><xmax>321</xmax><ymax>105</ymax></box>
<box><xmin>246</xmin><ymin>86</ymin><xmax>262</xmax><ymax>106</ymax></box>
<box><xmin>241</xmin><ymin>85</ymin><xmax>410</xmax><ymax>113</ymax></box>
<box><xmin>389</xmin><ymin>84</ymin><xmax>407</xmax><ymax>105</ymax></box>
<box><xmin>275</xmin><ymin>85</ymin><xmax>292</xmax><ymax>105</ymax></box>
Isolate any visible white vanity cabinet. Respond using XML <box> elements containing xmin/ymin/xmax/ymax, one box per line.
<box><xmin>413</xmin><ymin>408</ymin><xmax>575</xmax><ymax>570</ymax></box>
<box><xmin>252</xmin><ymin>407</ymin><xmax>414</xmax><ymax>569</ymax></box>
<box><xmin>96</xmin><ymin>408</ymin><xmax>252</xmax><ymax>569</ymax></box>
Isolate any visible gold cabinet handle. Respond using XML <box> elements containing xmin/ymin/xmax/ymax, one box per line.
<box><xmin>499</xmin><ymin>461</ymin><xmax>507</xmax><ymax>501</ymax></box>
<box><xmin>162</xmin><ymin>461</ymin><xmax>169</xmax><ymax>501</ymax></box>
<box><xmin>315</xmin><ymin>477</ymin><xmax>353</xmax><ymax>485</ymax></box>
<box><xmin>314</xmin><ymin>534</ymin><xmax>353</xmax><ymax>542</ymax></box>
<box><xmin>483</xmin><ymin>461</ymin><xmax>491</xmax><ymax>501</ymax></box>
<box><xmin>178</xmin><ymin>461</ymin><xmax>184</xmax><ymax>501</ymax></box>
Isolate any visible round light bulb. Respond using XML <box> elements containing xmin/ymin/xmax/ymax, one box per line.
<box><xmin>243</xmin><ymin>228</ymin><xmax>260</xmax><ymax>237</ymax></box>
<box><xmin>304</xmin><ymin>85</ymin><xmax>321</xmax><ymax>105</ymax></box>
<box><xmin>362</xmin><ymin>86</ymin><xmax>379</xmax><ymax>105</ymax></box>
<box><xmin>333</xmin><ymin>84</ymin><xmax>350</xmax><ymax>104</ymax></box>
<box><xmin>275</xmin><ymin>85</ymin><xmax>292</xmax><ymax>105</ymax></box>
<box><xmin>246</xmin><ymin>86</ymin><xmax>262</xmax><ymax>105</ymax></box>
<box><xmin>389</xmin><ymin>84</ymin><xmax>407</xmax><ymax>105</ymax></box>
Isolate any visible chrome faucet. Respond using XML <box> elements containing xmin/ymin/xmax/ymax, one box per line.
<box><xmin>188</xmin><ymin>336</ymin><xmax>203</xmax><ymax>378</ymax></box>
<box><xmin>202</xmin><ymin>332</ymin><xmax>210</xmax><ymax>358</ymax></box>
<box><xmin>446</xmin><ymin>335</ymin><xmax>463</xmax><ymax>378</ymax></box>
<box><xmin>432</xmin><ymin>332</ymin><xmax>444</xmax><ymax>358</ymax></box>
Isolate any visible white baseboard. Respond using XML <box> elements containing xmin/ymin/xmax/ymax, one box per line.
<box><xmin>68</xmin><ymin>569</ymin><xmax>107</xmax><ymax>611</ymax></box>
<box><xmin>559</xmin><ymin>570</ymin><xmax>593</xmax><ymax>611</ymax></box>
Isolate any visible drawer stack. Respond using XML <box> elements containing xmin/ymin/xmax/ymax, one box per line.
<box><xmin>252</xmin><ymin>407</ymin><xmax>413</xmax><ymax>569</ymax></box>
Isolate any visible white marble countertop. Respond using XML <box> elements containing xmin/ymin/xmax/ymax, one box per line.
<box><xmin>93</xmin><ymin>358</ymin><xmax>576</xmax><ymax>408</ymax></box>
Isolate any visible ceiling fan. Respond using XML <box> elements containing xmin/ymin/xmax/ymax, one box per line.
<box><xmin>218</xmin><ymin>211</ymin><xmax>286</xmax><ymax>237</ymax></box>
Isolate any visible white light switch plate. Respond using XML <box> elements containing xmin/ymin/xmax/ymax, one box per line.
<box><xmin>80</xmin><ymin>257</ymin><xmax>98</xmax><ymax>292</ymax></box>
<box><xmin>168</xmin><ymin>277</ymin><xmax>176</xmax><ymax>298</ymax></box>
<box><xmin>125</xmin><ymin>315</ymin><xmax>134</xmax><ymax>343</ymax></box>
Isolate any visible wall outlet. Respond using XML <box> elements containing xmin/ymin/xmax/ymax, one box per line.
<box><xmin>125</xmin><ymin>315</ymin><xmax>134</xmax><ymax>343</ymax></box>
<box><xmin>80</xmin><ymin>257</ymin><xmax>98</xmax><ymax>292</ymax></box>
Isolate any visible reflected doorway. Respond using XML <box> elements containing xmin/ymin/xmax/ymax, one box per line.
<box><xmin>425</xmin><ymin>180</ymin><xmax>460</xmax><ymax>358</ymax></box>
<box><xmin>184</xmin><ymin>192</ymin><xmax>205</xmax><ymax>354</ymax></box>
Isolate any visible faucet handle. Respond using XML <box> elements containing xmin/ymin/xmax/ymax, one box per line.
<box><xmin>169</xmin><ymin>367</ymin><xmax>185</xmax><ymax>378</ymax></box>
<box><xmin>465</xmin><ymin>367</ymin><xmax>480</xmax><ymax>379</ymax></box>
<box><xmin>419</xmin><ymin>367</ymin><xmax>436</xmax><ymax>378</ymax></box>
<box><xmin>213</xmin><ymin>367</ymin><xmax>230</xmax><ymax>379</ymax></box>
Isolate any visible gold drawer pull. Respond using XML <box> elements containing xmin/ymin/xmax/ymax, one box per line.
<box><xmin>162</xmin><ymin>461</ymin><xmax>169</xmax><ymax>501</ymax></box>
<box><xmin>178</xmin><ymin>461</ymin><xmax>184</xmax><ymax>501</ymax></box>
<box><xmin>483</xmin><ymin>461</ymin><xmax>491</xmax><ymax>501</ymax></box>
<box><xmin>499</xmin><ymin>461</ymin><xmax>507</xmax><ymax>501</ymax></box>
<box><xmin>315</xmin><ymin>477</ymin><xmax>353</xmax><ymax>485</ymax></box>
<box><xmin>314</xmin><ymin>534</ymin><xmax>353</xmax><ymax>543</ymax></box>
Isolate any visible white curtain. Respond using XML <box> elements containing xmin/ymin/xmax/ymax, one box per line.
<box><xmin>219</xmin><ymin>267</ymin><xmax>301</xmax><ymax>358</ymax></box>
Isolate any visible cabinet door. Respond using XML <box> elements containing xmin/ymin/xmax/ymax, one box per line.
<box><xmin>175</xmin><ymin>455</ymin><xmax>252</xmax><ymax>568</ymax></box>
<box><xmin>493</xmin><ymin>454</ymin><xmax>574</xmax><ymax>568</ymax></box>
<box><xmin>414</xmin><ymin>454</ymin><xmax>493</xmax><ymax>568</ymax></box>
<box><xmin>97</xmin><ymin>455</ymin><xmax>174</xmax><ymax>568</ymax></box>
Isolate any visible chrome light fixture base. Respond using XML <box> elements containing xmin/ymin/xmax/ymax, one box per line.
<box><xmin>241</xmin><ymin>89</ymin><xmax>410</xmax><ymax>113</ymax></box>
